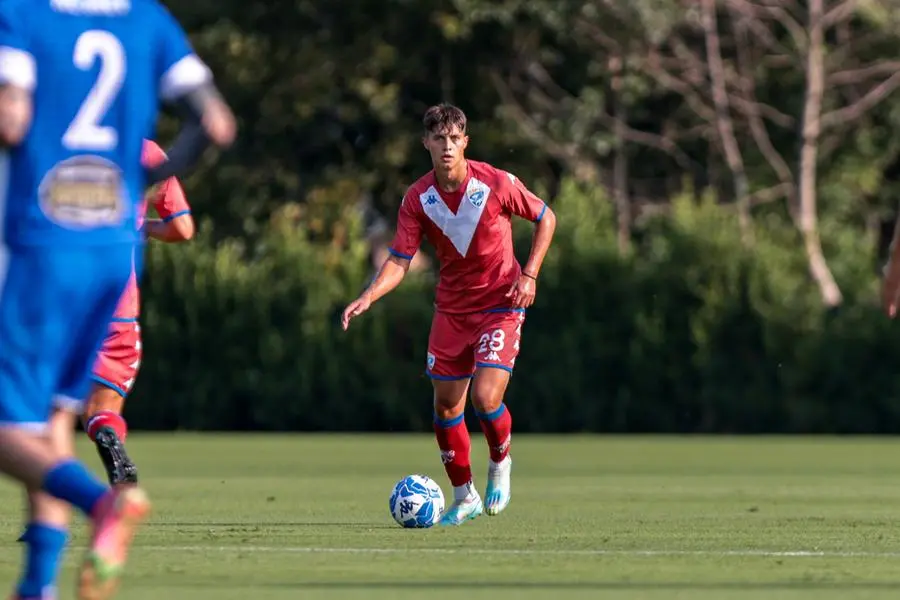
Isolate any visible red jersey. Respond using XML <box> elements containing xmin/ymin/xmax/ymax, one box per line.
<box><xmin>111</xmin><ymin>140</ymin><xmax>190</xmax><ymax>320</ymax></box>
<box><xmin>390</xmin><ymin>160</ymin><xmax>547</xmax><ymax>314</ymax></box>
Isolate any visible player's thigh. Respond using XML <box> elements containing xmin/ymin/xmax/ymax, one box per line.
<box><xmin>89</xmin><ymin>321</ymin><xmax>141</xmax><ymax>402</ymax></box>
<box><xmin>470</xmin><ymin>310</ymin><xmax>525</xmax><ymax>411</ymax></box>
<box><xmin>426</xmin><ymin>311</ymin><xmax>476</xmax><ymax>380</ymax></box>
<box><xmin>55</xmin><ymin>245</ymin><xmax>133</xmax><ymax>409</ymax></box>
<box><xmin>0</xmin><ymin>248</ymin><xmax>73</xmax><ymax>429</ymax></box>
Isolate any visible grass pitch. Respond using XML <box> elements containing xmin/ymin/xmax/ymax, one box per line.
<box><xmin>2</xmin><ymin>435</ymin><xmax>900</xmax><ymax>599</ymax></box>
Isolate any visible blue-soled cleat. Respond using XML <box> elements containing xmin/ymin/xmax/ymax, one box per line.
<box><xmin>485</xmin><ymin>456</ymin><xmax>511</xmax><ymax>516</ymax></box>
<box><xmin>439</xmin><ymin>494</ymin><xmax>483</xmax><ymax>526</ymax></box>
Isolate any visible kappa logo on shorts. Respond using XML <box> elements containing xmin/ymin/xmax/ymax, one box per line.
<box><xmin>426</xmin><ymin>352</ymin><xmax>436</xmax><ymax>370</ymax></box>
<box><xmin>485</xmin><ymin>351</ymin><xmax>501</xmax><ymax>362</ymax></box>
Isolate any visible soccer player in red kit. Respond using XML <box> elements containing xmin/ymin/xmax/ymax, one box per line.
<box><xmin>86</xmin><ymin>139</ymin><xmax>194</xmax><ymax>485</ymax></box>
<box><xmin>342</xmin><ymin>104</ymin><xmax>556</xmax><ymax>526</ymax></box>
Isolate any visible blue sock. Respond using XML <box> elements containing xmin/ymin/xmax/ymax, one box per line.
<box><xmin>16</xmin><ymin>523</ymin><xmax>67</xmax><ymax>598</ymax></box>
<box><xmin>42</xmin><ymin>460</ymin><xmax>108</xmax><ymax>516</ymax></box>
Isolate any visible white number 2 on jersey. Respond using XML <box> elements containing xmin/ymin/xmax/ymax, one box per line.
<box><xmin>62</xmin><ymin>31</ymin><xmax>126</xmax><ymax>151</ymax></box>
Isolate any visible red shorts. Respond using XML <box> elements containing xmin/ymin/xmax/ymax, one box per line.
<box><xmin>426</xmin><ymin>310</ymin><xmax>526</xmax><ymax>380</ymax></box>
<box><xmin>91</xmin><ymin>320</ymin><xmax>142</xmax><ymax>397</ymax></box>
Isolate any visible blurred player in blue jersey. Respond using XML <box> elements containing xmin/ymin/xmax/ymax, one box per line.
<box><xmin>0</xmin><ymin>0</ymin><xmax>236</xmax><ymax>599</ymax></box>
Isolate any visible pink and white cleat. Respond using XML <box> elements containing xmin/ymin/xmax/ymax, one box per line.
<box><xmin>78</xmin><ymin>486</ymin><xmax>151</xmax><ymax>600</ymax></box>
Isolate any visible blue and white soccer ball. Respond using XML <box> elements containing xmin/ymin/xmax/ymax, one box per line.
<box><xmin>389</xmin><ymin>474</ymin><xmax>445</xmax><ymax>528</ymax></box>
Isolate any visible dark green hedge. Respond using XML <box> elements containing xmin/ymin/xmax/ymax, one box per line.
<box><xmin>128</xmin><ymin>183</ymin><xmax>900</xmax><ymax>433</ymax></box>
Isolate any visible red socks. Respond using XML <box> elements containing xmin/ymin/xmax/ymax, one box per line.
<box><xmin>86</xmin><ymin>410</ymin><xmax>128</xmax><ymax>442</ymax></box>
<box><xmin>434</xmin><ymin>403</ymin><xmax>513</xmax><ymax>487</ymax></box>
<box><xmin>433</xmin><ymin>413</ymin><xmax>472</xmax><ymax>486</ymax></box>
<box><xmin>478</xmin><ymin>403</ymin><xmax>512</xmax><ymax>463</ymax></box>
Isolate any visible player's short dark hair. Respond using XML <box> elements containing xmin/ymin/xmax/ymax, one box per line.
<box><xmin>423</xmin><ymin>103</ymin><xmax>467</xmax><ymax>135</ymax></box>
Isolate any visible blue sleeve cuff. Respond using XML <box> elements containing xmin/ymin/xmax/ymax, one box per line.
<box><xmin>534</xmin><ymin>204</ymin><xmax>547</xmax><ymax>222</ymax></box>
<box><xmin>388</xmin><ymin>248</ymin><xmax>414</xmax><ymax>260</ymax></box>
<box><xmin>161</xmin><ymin>210</ymin><xmax>191</xmax><ymax>223</ymax></box>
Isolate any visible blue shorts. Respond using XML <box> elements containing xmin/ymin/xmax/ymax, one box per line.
<box><xmin>0</xmin><ymin>244</ymin><xmax>133</xmax><ymax>429</ymax></box>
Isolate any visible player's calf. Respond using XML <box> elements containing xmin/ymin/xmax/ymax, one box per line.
<box><xmin>85</xmin><ymin>410</ymin><xmax>137</xmax><ymax>486</ymax></box>
<box><xmin>13</xmin><ymin>522</ymin><xmax>67</xmax><ymax>600</ymax></box>
<box><xmin>433</xmin><ymin>417</ymin><xmax>482</xmax><ymax>526</ymax></box>
<box><xmin>433</xmin><ymin>411</ymin><xmax>474</xmax><ymax>501</ymax></box>
<box><xmin>472</xmin><ymin>369</ymin><xmax>514</xmax><ymax>516</ymax></box>
<box><xmin>84</xmin><ymin>382</ymin><xmax>137</xmax><ymax>486</ymax></box>
<box><xmin>432</xmin><ymin>377</ymin><xmax>483</xmax><ymax>526</ymax></box>
<box><xmin>12</xmin><ymin>410</ymin><xmax>80</xmax><ymax>600</ymax></box>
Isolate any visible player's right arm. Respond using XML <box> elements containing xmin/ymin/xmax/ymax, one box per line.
<box><xmin>341</xmin><ymin>190</ymin><xmax>423</xmax><ymax>331</ymax></box>
<box><xmin>0</xmin><ymin>1</ymin><xmax>32</xmax><ymax>147</ymax></box>
<box><xmin>145</xmin><ymin>6</ymin><xmax>236</xmax><ymax>185</ymax></box>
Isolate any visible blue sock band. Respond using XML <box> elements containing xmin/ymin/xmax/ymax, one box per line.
<box><xmin>476</xmin><ymin>403</ymin><xmax>507</xmax><ymax>421</ymax></box>
<box><xmin>433</xmin><ymin>412</ymin><xmax>465</xmax><ymax>428</ymax></box>
<box><xmin>42</xmin><ymin>460</ymin><xmax>108</xmax><ymax>516</ymax></box>
<box><xmin>16</xmin><ymin>523</ymin><xmax>67</xmax><ymax>598</ymax></box>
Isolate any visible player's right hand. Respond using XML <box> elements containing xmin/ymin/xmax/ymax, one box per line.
<box><xmin>341</xmin><ymin>295</ymin><xmax>373</xmax><ymax>331</ymax></box>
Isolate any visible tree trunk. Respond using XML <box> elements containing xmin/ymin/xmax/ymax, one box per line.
<box><xmin>610</xmin><ymin>54</ymin><xmax>631</xmax><ymax>255</ymax></box>
<box><xmin>799</xmin><ymin>0</ymin><xmax>843</xmax><ymax>306</ymax></box>
<box><xmin>702</xmin><ymin>0</ymin><xmax>751</xmax><ymax>243</ymax></box>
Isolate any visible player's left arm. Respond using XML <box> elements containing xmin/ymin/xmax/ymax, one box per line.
<box><xmin>142</xmin><ymin>141</ymin><xmax>195</xmax><ymax>242</ymax></box>
<box><xmin>143</xmin><ymin>180</ymin><xmax>194</xmax><ymax>242</ymax></box>
<box><xmin>0</xmin><ymin>4</ymin><xmax>33</xmax><ymax>146</ymax></box>
<box><xmin>501</xmin><ymin>172</ymin><xmax>557</xmax><ymax>309</ymax></box>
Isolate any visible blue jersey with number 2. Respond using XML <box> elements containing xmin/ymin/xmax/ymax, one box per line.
<box><xmin>0</xmin><ymin>0</ymin><xmax>211</xmax><ymax>247</ymax></box>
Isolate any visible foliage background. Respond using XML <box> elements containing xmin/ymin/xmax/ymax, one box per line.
<box><xmin>135</xmin><ymin>0</ymin><xmax>900</xmax><ymax>433</ymax></box>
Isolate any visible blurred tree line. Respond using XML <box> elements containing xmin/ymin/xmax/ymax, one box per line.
<box><xmin>136</xmin><ymin>0</ymin><xmax>900</xmax><ymax>433</ymax></box>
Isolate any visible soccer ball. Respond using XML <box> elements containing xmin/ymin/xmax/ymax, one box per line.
<box><xmin>389</xmin><ymin>474</ymin><xmax>445</xmax><ymax>528</ymax></box>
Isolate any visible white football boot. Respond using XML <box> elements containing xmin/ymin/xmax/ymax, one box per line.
<box><xmin>484</xmin><ymin>455</ymin><xmax>512</xmax><ymax>516</ymax></box>
<box><xmin>439</xmin><ymin>481</ymin><xmax>483</xmax><ymax>526</ymax></box>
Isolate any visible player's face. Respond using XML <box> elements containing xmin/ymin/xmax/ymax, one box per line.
<box><xmin>423</xmin><ymin>126</ymin><xmax>468</xmax><ymax>170</ymax></box>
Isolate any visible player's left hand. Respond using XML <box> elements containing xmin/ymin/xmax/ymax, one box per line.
<box><xmin>507</xmin><ymin>274</ymin><xmax>536</xmax><ymax>309</ymax></box>
<box><xmin>342</xmin><ymin>294</ymin><xmax>372</xmax><ymax>331</ymax></box>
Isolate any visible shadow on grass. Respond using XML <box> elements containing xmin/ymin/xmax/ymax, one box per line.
<box><xmin>149</xmin><ymin>522</ymin><xmax>395</xmax><ymax>529</ymax></box>
<box><xmin>176</xmin><ymin>581</ymin><xmax>900</xmax><ymax>590</ymax></box>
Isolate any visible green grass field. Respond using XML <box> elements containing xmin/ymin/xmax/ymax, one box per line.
<box><xmin>3</xmin><ymin>435</ymin><xmax>900</xmax><ymax>599</ymax></box>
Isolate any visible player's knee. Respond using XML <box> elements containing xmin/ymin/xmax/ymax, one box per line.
<box><xmin>434</xmin><ymin>393</ymin><xmax>466</xmax><ymax>421</ymax></box>
<box><xmin>433</xmin><ymin>402</ymin><xmax>464</xmax><ymax>422</ymax></box>
<box><xmin>432</xmin><ymin>379</ymin><xmax>469</xmax><ymax>420</ymax></box>
<box><xmin>433</xmin><ymin>394</ymin><xmax>466</xmax><ymax>421</ymax></box>
<box><xmin>471</xmin><ymin>389</ymin><xmax>503</xmax><ymax>415</ymax></box>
